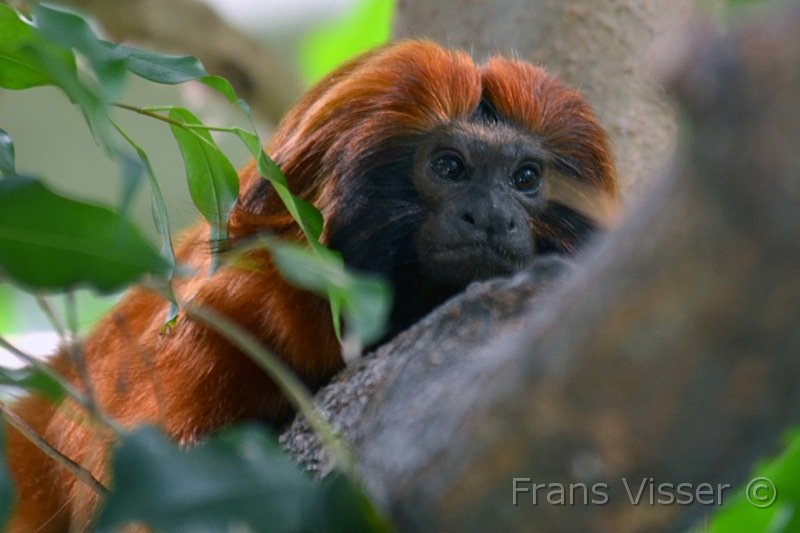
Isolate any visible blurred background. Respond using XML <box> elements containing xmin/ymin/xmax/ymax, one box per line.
<box><xmin>0</xmin><ymin>0</ymin><xmax>393</xmax><ymax>364</ymax></box>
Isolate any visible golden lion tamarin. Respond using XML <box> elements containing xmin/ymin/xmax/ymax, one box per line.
<box><xmin>6</xmin><ymin>40</ymin><xmax>617</xmax><ymax>531</ymax></box>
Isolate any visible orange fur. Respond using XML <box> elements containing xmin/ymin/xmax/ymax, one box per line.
<box><xmin>6</xmin><ymin>40</ymin><xmax>617</xmax><ymax>531</ymax></box>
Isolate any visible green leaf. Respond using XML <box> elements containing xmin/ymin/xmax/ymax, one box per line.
<box><xmin>33</xmin><ymin>4</ymin><xmax>127</xmax><ymax>102</ymax></box>
<box><xmin>115</xmin><ymin>131</ymin><xmax>178</xmax><ymax>326</ymax></box>
<box><xmin>42</xmin><ymin>48</ymin><xmax>110</xmax><ymax>145</ymax></box>
<box><xmin>201</xmin><ymin>75</ymin><xmax>252</xmax><ymax>118</ymax></box>
<box><xmin>16</xmin><ymin>24</ymin><xmax>118</xmax><ymax>157</ymax></box>
<box><xmin>105</xmin><ymin>45</ymin><xmax>242</xmax><ymax>109</ymax></box>
<box><xmin>115</xmin><ymin>129</ymin><xmax>176</xmax><ymax>275</ymax></box>
<box><xmin>201</xmin><ymin>75</ymin><xmax>241</xmax><ymax>106</ymax></box>
<box><xmin>0</xmin><ymin>425</ymin><xmax>15</xmax><ymax>531</ymax></box>
<box><xmin>264</xmin><ymin>238</ymin><xmax>391</xmax><ymax>347</ymax></box>
<box><xmin>97</xmin><ymin>425</ymin><xmax>387</xmax><ymax>532</ymax></box>
<box><xmin>0</xmin><ymin>175</ymin><xmax>170</xmax><ymax>293</ymax></box>
<box><xmin>0</xmin><ymin>6</ymin><xmax>120</xmax><ymax>155</ymax></box>
<box><xmin>116</xmin><ymin>152</ymin><xmax>144</xmax><ymax>222</ymax></box>
<box><xmin>232</xmin><ymin>129</ymin><xmax>324</xmax><ymax>243</ymax></box>
<box><xmin>117</xmin><ymin>45</ymin><xmax>207</xmax><ymax>84</ymax></box>
<box><xmin>168</xmin><ymin>109</ymin><xmax>238</xmax><ymax>249</ymax></box>
<box><xmin>331</xmin><ymin>275</ymin><xmax>393</xmax><ymax>350</ymax></box>
<box><xmin>230</xmin><ymin>127</ymin><xmax>389</xmax><ymax>346</ymax></box>
<box><xmin>108</xmin><ymin>44</ymin><xmax>249</xmax><ymax>113</ymax></box>
<box><xmin>704</xmin><ymin>430</ymin><xmax>800</xmax><ymax>533</ymax></box>
<box><xmin>308</xmin><ymin>472</ymin><xmax>390</xmax><ymax>533</ymax></box>
<box><xmin>0</xmin><ymin>366</ymin><xmax>66</xmax><ymax>403</ymax></box>
<box><xmin>0</xmin><ymin>130</ymin><xmax>14</xmax><ymax>175</ymax></box>
<box><xmin>0</xmin><ymin>4</ymin><xmax>76</xmax><ymax>90</ymax></box>
<box><xmin>257</xmin><ymin>151</ymin><xmax>324</xmax><ymax>242</ymax></box>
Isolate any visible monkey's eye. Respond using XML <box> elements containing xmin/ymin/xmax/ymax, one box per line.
<box><xmin>431</xmin><ymin>152</ymin><xmax>465</xmax><ymax>181</ymax></box>
<box><xmin>511</xmin><ymin>162</ymin><xmax>543</xmax><ymax>193</ymax></box>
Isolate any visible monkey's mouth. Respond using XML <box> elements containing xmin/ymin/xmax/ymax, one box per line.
<box><xmin>423</xmin><ymin>242</ymin><xmax>530</xmax><ymax>286</ymax></box>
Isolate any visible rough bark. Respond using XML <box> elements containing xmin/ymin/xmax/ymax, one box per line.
<box><xmin>51</xmin><ymin>0</ymin><xmax>302</xmax><ymax>125</ymax></box>
<box><xmin>282</xmin><ymin>3</ymin><xmax>800</xmax><ymax>531</ymax></box>
<box><xmin>394</xmin><ymin>0</ymin><xmax>697</xmax><ymax>197</ymax></box>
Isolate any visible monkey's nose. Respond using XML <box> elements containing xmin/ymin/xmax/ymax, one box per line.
<box><xmin>458</xmin><ymin>206</ymin><xmax>518</xmax><ymax>237</ymax></box>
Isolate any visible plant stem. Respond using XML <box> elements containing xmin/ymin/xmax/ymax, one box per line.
<box><xmin>64</xmin><ymin>292</ymin><xmax>99</xmax><ymax>415</ymax></box>
<box><xmin>35</xmin><ymin>294</ymin><xmax>66</xmax><ymax>338</ymax></box>
<box><xmin>185</xmin><ymin>304</ymin><xmax>355</xmax><ymax>474</ymax></box>
<box><xmin>114</xmin><ymin>102</ymin><xmax>237</xmax><ymax>133</ymax></box>
<box><xmin>1</xmin><ymin>401</ymin><xmax>109</xmax><ymax>497</ymax></box>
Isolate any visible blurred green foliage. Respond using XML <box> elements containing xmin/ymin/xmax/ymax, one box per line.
<box><xmin>299</xmin><ymin>0</ymin><xmax>394</xmax><ymax>86</ymax></box>
<box><xmin>97</xmin><ymin>426</ymin><xmax>388</xmax><ymax>532</ymax></box>
<box><xmin>0</xmin><ymin>4</ymin><xmax>391</xmax><ymax>530</ymax></box>
<box><xmin>0</xmin><ymin>287</ymin><xmax>14</xmax><ymax>332</ymax></box>
<box><xmin>701</xmin><ymin>431</ymin><xmax>800</xmax><ymax>532</ymax></box>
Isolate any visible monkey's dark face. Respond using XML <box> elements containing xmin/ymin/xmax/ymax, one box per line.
<box><xmin>326</xmin><ymin>116</ymin><xmax>598</xmax><ymax>334</ymax></box>
<box><xmin>412</xmin><ymin>121</ymin><xmax>548</xmax><ymax>287</ymax></box>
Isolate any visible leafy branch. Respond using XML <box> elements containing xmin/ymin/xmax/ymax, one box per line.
<box><xmin>0</xmin><ymin>4</ymin><xmax>390</xmax><ymax>530</ymax></box>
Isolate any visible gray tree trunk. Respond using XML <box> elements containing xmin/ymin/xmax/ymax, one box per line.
<box><xmin>283</xmin><ymin>3</ymin><xmax>800</xmax><ymax>531</ymax></box>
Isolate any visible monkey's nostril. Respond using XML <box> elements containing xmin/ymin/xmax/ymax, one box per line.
<box><xmin>462</xmin><ymin>212</ymin><xmax>475</xmax><ymax>225</ymax></box>
<box><xmin>507</xmin><ymin>219</ymin><xmax>516</xmax><ymax>231</ymax></box>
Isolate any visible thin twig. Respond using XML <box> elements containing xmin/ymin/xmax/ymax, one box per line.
<box><xmin>63</xmin><ymin>292</ymin><xmax>99</xmax><ymax>417</ymax></box>
<box><xmin>35</xmin><ymin>294</ymin><xmax>67</xmax><ymax>339</ymax></box>
<box><xmin>0</xmin><ymin>333</ymin><xmax>121</xmax><ymax>433</ymax></box>
<box><xmin>1</xmin><ymin>401</ymin><xmax>109</xmax><ymax>497</ymax></box>
<box><xmin>114</xmin><ymin>102</ymin><xmax>239</xmax><ymax>133</ymax></box>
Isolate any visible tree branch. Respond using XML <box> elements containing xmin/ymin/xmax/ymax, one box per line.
<box><xmin>283</xmin><ymin>4</ymin><xmax>800</xmax><ymax>531</ymax></box>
